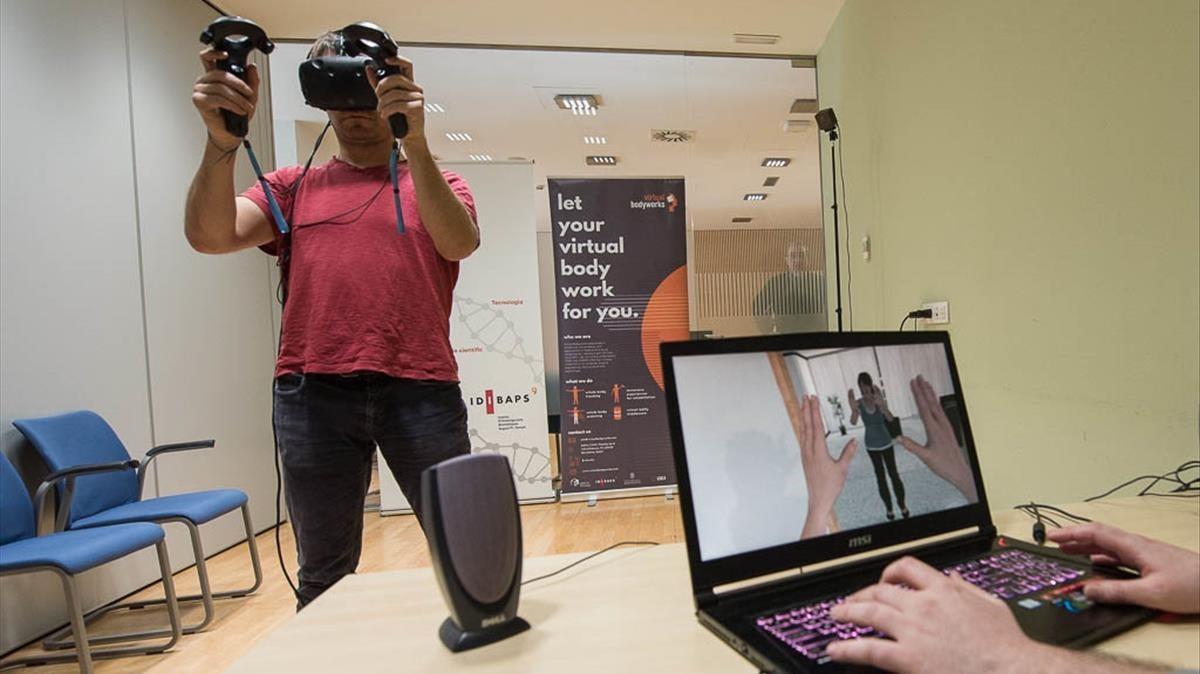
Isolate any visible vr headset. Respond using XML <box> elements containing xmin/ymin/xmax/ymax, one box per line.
<box><xmin>299</xmin><ymin>23</ymin><xmax>407</xmax><ymax>139</ymax></box>
<box><xmin>299</xmin><ymin>55</ymin><xmax>376</xmax><ymax>111</ymax></box>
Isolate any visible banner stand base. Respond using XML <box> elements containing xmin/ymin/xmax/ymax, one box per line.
<box><xmin>560</xmin><ymin>485</ymin><xmax>678</xmax><ymax>505</ymax></box>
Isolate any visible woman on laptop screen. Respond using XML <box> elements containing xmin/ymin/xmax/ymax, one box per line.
<box><xmin>849</xmin><ymin>372</ymin><xmax>910</xmax><ymax>521</ymax></box>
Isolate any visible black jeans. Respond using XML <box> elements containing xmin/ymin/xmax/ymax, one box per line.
<box><xmin>273</xmin><ymin>372</ymin><xmax>470</xmax><ymax>608</ymax></box>
<box><xmin>867</xmin><ymin>446</ymin><xmax>906</xmax><ymax>513</ymax></box>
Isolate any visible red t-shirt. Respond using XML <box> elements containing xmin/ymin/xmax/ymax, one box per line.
<box><xmin>241</xmin><ymin>157</ymin><xmax>475</xmax><ymax>382</ymax></box>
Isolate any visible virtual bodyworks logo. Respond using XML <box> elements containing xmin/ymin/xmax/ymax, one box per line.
<box><xmin>629</xmin><ymin>193</ymin><xmax>678</xmax><ymax>213</ymax></box>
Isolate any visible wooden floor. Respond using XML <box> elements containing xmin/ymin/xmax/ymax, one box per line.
<box><xmin>6</xmin><ymin>496</ymin><xmax>684</xmax><ymax>673</ymax></box>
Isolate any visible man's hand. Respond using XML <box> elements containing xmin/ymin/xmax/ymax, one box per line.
<box><xmin>896</xmin><ymin>376</ymin><xmax>977</xmax><ymax>501</ymax></box>
<box><xmin>828</xmin><ymin>556</ymin><xmax>1035</xmax><ymax>674</ymax></box>
<box><xmin>830</xmin><ymin>556</ymin><xmax>1174</xmax><ymax>674</ymax></box>
<box><xmin>796</xmin><ymin>395</ymin><xmax>858</xmax><ymax>539</ymax></box>
<box><xmin>366</xmin><ymin>56</ymin><xmax>426</xmax><ymax>142</ymax></box>
<box><xmin>1048</xmin><ymin>523</ymin><xmax>1200</xmax><ymax>614</ymax></box>
<box><xmin>192</xmin><ymin>48</ymin><xmax>259</xmax><ymax>151</ymax></box>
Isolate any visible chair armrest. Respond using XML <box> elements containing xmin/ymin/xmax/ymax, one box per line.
<box><xmin>138</xmin><ymin>439</ymin><xmax>216</xmax><ymax>497</ymax></box>
<box><xmin>145</xmin><ymin>439</ymin><xmax>216</xmax><ymax>458</ymax></box>
<box><xmin>34</xmin><ymin>459</ymin><xmax>140</xmax><ymax>533</ymax></box>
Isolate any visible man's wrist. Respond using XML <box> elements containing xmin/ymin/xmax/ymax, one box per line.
<box><xmin>403</xmin><ymin>133</ymin><xmax>432</xmax><ymax>160</ymax></box>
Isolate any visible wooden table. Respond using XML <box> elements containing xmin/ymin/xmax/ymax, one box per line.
<box><xmin>225</xmin><ymin>497</ymin><xmax>1199</xmax><ymax>673</ymax></box>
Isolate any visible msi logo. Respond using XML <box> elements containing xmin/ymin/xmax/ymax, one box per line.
<box><xmin>848</xmin><ymin>534</ymin><xmax>873</xmax><ymax>549</ymax></box>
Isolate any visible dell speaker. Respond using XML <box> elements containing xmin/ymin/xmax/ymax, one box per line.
<box><xmin>422</xmin><ymin>453</ymin><xmax>529</xmax><ymax>652</ymax></box>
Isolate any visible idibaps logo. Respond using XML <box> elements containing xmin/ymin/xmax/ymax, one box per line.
<box><xmin>467</xmin><ymin>387</ymin><xmax>538</xmax><ymax>415</ymax></box>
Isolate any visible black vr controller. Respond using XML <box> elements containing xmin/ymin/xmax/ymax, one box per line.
<box><xmin>199</xmin><ymin>17</ymin><xmax>275</xmax><ymax>138</ymax></box>
<box><xmin>341</xmin><ymin>22</ymin><xmax>409</xmax><ymax>139</ymax></box>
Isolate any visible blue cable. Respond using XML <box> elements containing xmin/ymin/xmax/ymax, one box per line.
<box><xmin>243</xmin><ymin>140</ymin><xmax>289</xmax><ymax>234</ymax></box>
<box><xmin>389</xmin><ymin>142</ymin><xmax>406</xmax><ymax>234</ymax></box>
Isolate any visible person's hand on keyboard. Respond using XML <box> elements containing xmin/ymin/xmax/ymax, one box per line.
<box><xmin>827</xmin><ymin>555</ymin><xmax>1175</xmax><ymax>674</ymax></box>
<box><xmin>795</xmin><ymin>395</ymin><xmax>858</xmax><ymax>540</ymax></box>
<box><xmin>897</xmin><ymin>376</ymin><xmax>978</xmax><ymax>502</ymax></box>
<box><xmin>826</xmin><ymin>556</ymin><xmax>1031</xmax><ymax>673</ymax></box>
<box><xmin>1048</xmin><ymin>522</ymin><xmax>1200</xmax><ymax>614</ymax></box>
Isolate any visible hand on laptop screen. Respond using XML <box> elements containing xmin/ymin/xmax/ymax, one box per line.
<box><xmin>897</xmin><ymin>375</ymin><xmax>979</xmax><ymax>502</ymax></box>
<box><xmin>794</xmin><ymin>395</ymin><xmax>859</xmax><ymax>539</ymax></box>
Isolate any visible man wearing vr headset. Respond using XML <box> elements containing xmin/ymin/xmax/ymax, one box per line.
<box><xmin>185</xmin><ymin>29</ymin><xmax>479</xmax><ymax>608</ymax></box>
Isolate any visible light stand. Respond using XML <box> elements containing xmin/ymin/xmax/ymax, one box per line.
<box><xmin>816</xmin><ymin>108</ymin><xmax>844</xmax><ymax>332</ymax></box>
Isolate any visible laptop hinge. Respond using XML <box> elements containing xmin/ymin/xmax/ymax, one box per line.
<box><xmin>696</xmin><ymin>589</ymin><xmax>717</xmax><ymax>610</ymax></box>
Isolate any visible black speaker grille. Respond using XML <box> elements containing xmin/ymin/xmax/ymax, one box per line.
<box><xmin>436</xmin><ymin>454</ymin><xmax>519</xmax><ymax>605</ymax></box>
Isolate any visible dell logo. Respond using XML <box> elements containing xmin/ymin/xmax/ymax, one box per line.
<box><xmin>848</xmin><ymin>535</ymin><xmax>873</xmax><ymax>549</ymax></box>
<box><xmin>481</xmin><ymin>614</ymin><xmax>508</xmax><ymax>628</ymax></box>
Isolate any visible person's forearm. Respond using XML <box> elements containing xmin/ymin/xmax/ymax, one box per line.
<box><xmin>1002</xmin><ymin>643</ymin><xmax>1169</xmax><ymax>674</ymax></box>
<box><xmin>405</xmin><ymin>138</ymin><xmax>479</xmax><ymax>260</ymax></box>
<box><xmin>185</xmin><ymin>137</ymin><xmax>241</xmax><ymax>253</ymax></box>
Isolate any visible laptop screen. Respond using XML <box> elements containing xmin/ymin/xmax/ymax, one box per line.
<box><xmin>670</xmin><ymin>339</ymin><xmax>982</xmax><ymax>562</ymax></box>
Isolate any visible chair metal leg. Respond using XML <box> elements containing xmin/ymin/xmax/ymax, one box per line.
<box><xmin>127</xmin><ymin>503</ymin><xmax>263</xmax><ymax>603</ymax></box>
<box><xmin>43</xmin><ymin>519</ymin><xmax>214</xmax><ymax>650</ymax></box>
<box><xmin>0</xmin><ymin>547</ymin><xmax>180</xmax><ymax>672</ymax></box>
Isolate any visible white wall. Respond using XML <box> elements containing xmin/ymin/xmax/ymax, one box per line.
<box><xmin>0</xmin><ymin>0</ymin><xmax>279</xmax><ymax>652</ymax></box>
<box><xmin>672</xmin><ymin>352</ymin><xmax>811</xmax><ymax>561</ymax></box>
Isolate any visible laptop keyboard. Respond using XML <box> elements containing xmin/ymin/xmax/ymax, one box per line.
<box><xmin>755</xmin><ymin>549</ymin><xmax>1085</xmax><ymax>664</ymax></box>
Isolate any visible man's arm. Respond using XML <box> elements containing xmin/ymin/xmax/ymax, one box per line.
<box><xmin>185</xmin><ymin>47</ymin><xmax>275</xmax><ymax>255</ymax></box>
<box><xmin>371</xmin><ymin>58</ymin><xmax>479</xmax><ymax>261</ymax></box>
<box><xmin>406</xmin><ymin>140</ymin><xmax>480</xmax><ymax>260</ymax></box>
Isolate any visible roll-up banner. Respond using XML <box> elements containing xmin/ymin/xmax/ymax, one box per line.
<box><xmin>380</xmin><ymin>162</ymin><xmax>554</xmax><ymax>513</ymax></box>
<box><xmin>549</xmin><ymin>178</ymin><xmax>689</xmax><ymax>498</ymax></box>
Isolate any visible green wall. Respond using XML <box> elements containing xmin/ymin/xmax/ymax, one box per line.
<box><xmin>817</xmin><ymin>0</ymin><xmax>1199</xmax><ymax>509</ymax></box>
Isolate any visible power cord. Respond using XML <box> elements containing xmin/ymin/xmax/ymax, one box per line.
<box><xmin>898</xmin><ymin>308</ymin><xmax>933</xmax><ymax>332</ymax></box>
<box><xmin>1084</xmin><ymin>460</ymin><xmax>1199</xmax><ymax>501</ymax></box>
<box><xmin>521</xmin><ymin>541</ymin><xmax>659</xmax><ymax>586</ymax></box>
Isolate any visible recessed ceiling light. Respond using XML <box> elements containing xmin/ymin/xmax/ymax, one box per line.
<box><xmin>763</xmin><ymin>176</ymin><xmax>780</xmax><ymax>187</ymax></box>
<box><xmin>586</xmin><ymin>155</ymin><xmax>617</xmax><ymax>166</ymax></box>
<box><xmin>761</xmin><ymin>157</ymin><xmax>791</xmax><ymax>168</ymax></box>
<box><xmin>555</xmin><ymin>94</ymin><xmax>600</xmax><ymax>111</ymax></box>
<box><xmin>571</xmin><ymin>107</ymin><xmax>598</xmax><ymax>116</ymax></box>
<box><xmin>469</xmin><ymin>154</ymin><xmax>492</xmax><ymax>162</ymax></box>
<box><xmin>783</xmin><ymin>119</ymin><xmax>813</xmax><ymax>133</ymax></box>
<box><xmin>445</xmin><ymin>132</ymin><xmax>473</xmax><ymax>142</ymax></box>
<box><xmin>790</xmin><ymin>99</ymin><xmax>818</xmax><ymax>114</ymax></box>
<box><xmin>424</xmin><ymin>102</ymin><xmax>445</xmax><ymax>113</ymax></box>
<box><xmin>584</xmin><ymin>136</ymin><xmax>607</xmax><ymax>145</ymax></box>
<box><xmin>744</xmin><ymin>193</ymin><xmax>767</xmax><ymax>201</ymax></box>
<box><xmin>733</xmin><ymin>33</ymin><xmax>781</xmax><ymax>45</ymax></box>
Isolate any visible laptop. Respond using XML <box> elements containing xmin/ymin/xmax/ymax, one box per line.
<box><xmin>660</xmin><ymin>331</ymin><xmax>1153</xmax><ymax>673</ymax></box>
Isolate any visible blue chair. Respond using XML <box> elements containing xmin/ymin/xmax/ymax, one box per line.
<box><xmin>12</xmin><ymin>411</ymin><xmax>262</xmax><ymax>644</ymax></box>
<box><xmin>0</xmin><ymin>452</ymin><xmax>181</xmax><ymax>673</ymax></box>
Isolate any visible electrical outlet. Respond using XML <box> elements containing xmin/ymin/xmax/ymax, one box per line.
<box><xmin>922</xmin><ymin>301</ymin><xmax>949</xmax><ymax>324</ymax></box>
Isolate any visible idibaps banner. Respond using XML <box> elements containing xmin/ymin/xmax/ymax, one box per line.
<box><xmin>549</xmin><ymin>178</ymin><xmax>689</xmax><ymax>495</ymax></box>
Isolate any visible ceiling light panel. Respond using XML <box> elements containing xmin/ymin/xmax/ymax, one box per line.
<box><xmin>469</xmin><ymin>154</ymin><xmax>492</xmax><ymax>162</ymax></box>
<box><xmin>424</xmin><ymin>103</ymin><xmax>445</xmax><ymax>113</ymax></box>
<box><xmin>744</xmin><ymin>193</ymin><xmax>767</xmax><ymax>201</ymax></box>
<box><xmin>445</xmin><ymin>132</ymin><xmax>473</xmax><ymax>142</ymax></box>
<box><xmin>761</xmin><ymin>157</ymin><xmax>791</xmax><ymax>168</ymax></box>
<box><xmin>586</xmin><ymin>155</ymin><xmax>617</xmax><ymax>166</ymax></box>
<box><xmin>555</xmin><ymin>94</ymin><xmax>600</xmax><ymax>110</ymax></box>
<box><xmin>584</xmin><ymin>136</ymin><xmax>607</xmax><ymax>145</ymax></box>
<box><xmin>733</xmin><ymin>33</ymin><xmax>781</xmax><ymax>45</ymax></box>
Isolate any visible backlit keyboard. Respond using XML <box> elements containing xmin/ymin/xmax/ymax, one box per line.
<box><xmin>755</xmin><ymin>549</ymin><xmax>1085</xmax><ymax>663</ymax></box>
